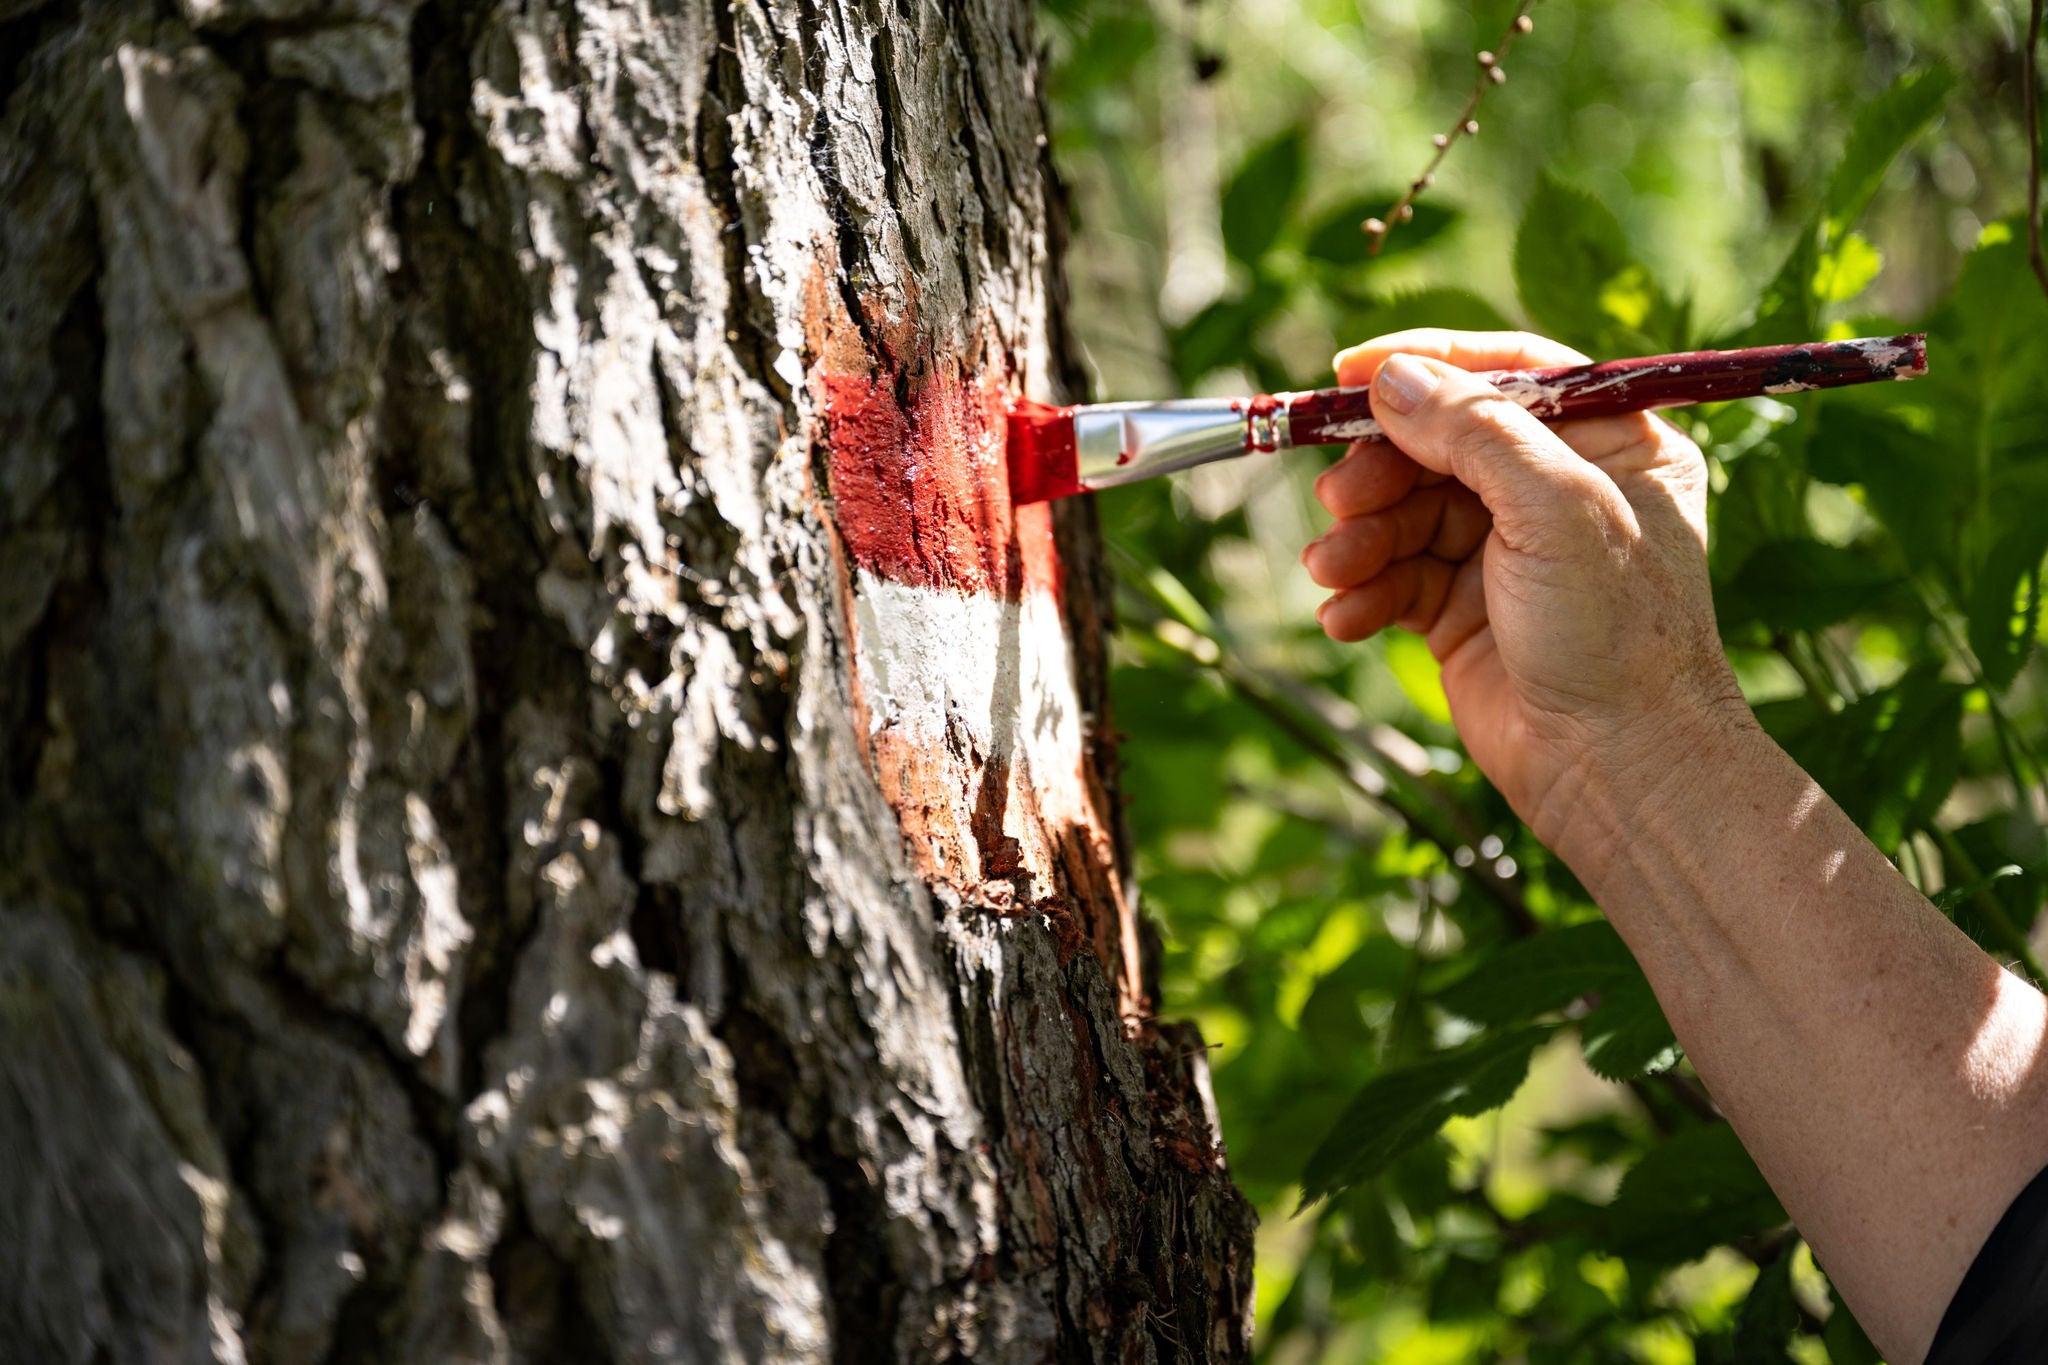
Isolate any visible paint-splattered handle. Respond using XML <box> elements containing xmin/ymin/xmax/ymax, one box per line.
<box><xmin>1280</xmin><ymin>334</ymin><xmax>1928</xmax><ymax>447</ymax></box>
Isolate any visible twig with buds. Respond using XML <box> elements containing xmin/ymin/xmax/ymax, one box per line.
<box><xmin>1365</xmin><ymin>0</ymin><xmax>1541</xmax><ymax>256</ymax></box>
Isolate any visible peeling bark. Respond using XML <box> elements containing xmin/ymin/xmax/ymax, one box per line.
<box><xmin>0</xmin><ymin>0</ymin><xmax>1256</xmax><ymax>1361</ymax></box>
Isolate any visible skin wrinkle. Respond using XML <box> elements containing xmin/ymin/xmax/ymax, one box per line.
<box><xmin>1306</xmin><ymin>328</ymin><xmax>2048</xmax><ymax>1365</ymax></box>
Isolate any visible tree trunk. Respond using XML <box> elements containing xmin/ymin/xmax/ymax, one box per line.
<box><xmin>0</xmin><ymin>0</ymin><xmax>1255</xmax><ymax>1360</ymax></box>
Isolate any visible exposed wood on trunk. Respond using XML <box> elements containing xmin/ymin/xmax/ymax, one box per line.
<box><xmin>0</xmin><ymin>0</ymin><xmax>1256</xmax><ymax>1360</ymax></box>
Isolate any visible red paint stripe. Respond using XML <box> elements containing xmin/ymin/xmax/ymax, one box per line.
<box><xmin>1004</xmin><ymin>400</ymin><xmax>1083</xmax><ymax>504</ymax></box>
<box><xmin>820</xmin><ymin>366</ymin><xmax>1063</xmax><ymax>602</ymax></box>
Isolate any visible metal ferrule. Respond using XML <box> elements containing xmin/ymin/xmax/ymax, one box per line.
<box><xmin>1075</xmin><ymin>400</ymin><xmax>1279</xmax><ymax>490</ymax></box>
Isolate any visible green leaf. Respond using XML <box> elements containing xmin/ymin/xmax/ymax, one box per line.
<box><xmin>1169</xmin><ymin>280</ymin><xmax>1286</xmax><ymax>386</ymax></box>
<box><xmin>1539</xmin><ymin>1115</ymin><xmax>1649</xmax><ymax>1167</ymax></box>
<box><xmin>1338</xmin><ymin>287</ymin><xmax>1514</xmax><ymax>342</ymax></box>
<box><xmin>1436</xmin><ymin>922</ymin><xmax>1638</xmax><ymax>1027</ymax></box>
<box><xmin>1736</xmin><ymin>223</ymin><xmax>1824</xmax><ymax>346</ymax></box>
<box><xmin>1427</xmin><ymin>1253</ymin><xmax>1504</xmax><ymax>1321</ymax></box>
<box><xmin>1943</xmin><ymin>818</ymin><xmax>2047</xmax><ymax>949</ymax></box>
<box><xmin>1602</xmin><ymin>1124</ymin><xmax>1785</xmax><ymax>1265</ymax></box>
<box><xmin>1300</xmin><ymin>1026</ymin><xmax>1553</xmax><ymax>1204</ymax></box>
<box><xmin>1579</xmin><ymin>981</ymin><xmax>1680</xmax><ymax>1082</ymax></box>
<box><xmin>1807</xmin><ymin>402</ymin><xmax>1959</xmax><ymax>575</ymax></box>
<box><xmin>1710</xmin><ymin>449</ymin><xmax>1810</xmax><ymax>589</ymax></box>
<box><xmin>1914</xmin><ymin>222</ymin><xmax>2048</xmax><ymax>577</ymax></box>
<box><xmin>1514</xmin><ymin>173</ymin><xmax>1678</xmax><ymax>355</ymax></box>
<box><xmin>1812</xmin><ymin>232</ymin><xmax>1882</xmax><ymax>304</ymax></box>
<box><xmin>1931</xmin><ymin>863</ymin><xmax>2025</xmax><ymax>916</ymax></box>
<box><xmin>1047</xmin><ymin>12</ymin><xmax>1157</xmax><ymax>98</ymax></box>
<box><xmin>1822</xmin><ymin>1287</ymin><xmax>1884</xmax><ymax>1365</ymax></box>
<box><xmin>1784</xmin><ymin>665</ymin><xmax>1966</xmax><ymax>852</ymax></box>
<box><xmin>1731</xmin><ymin>66</ymin><xmax>1952</xmax><ymax>345</ymax></box>
<box><xmin>1722</xmin><ymin>539</ymin><xmax>1898</xmax><ymax>634</ymax></box>
<box><xmin>1221</xmin><ymin>126</ymin><xmax>1307</xmax><ymax>266</ymax></box>
<box><xmin>1732</xmin><ymin>1243</ymin><xmax>1800</xmax><ymax>1365</ymax></box>
<box><xmin>1300</xmin><ymin>937</ymin><xmax>1412</xmax><ymax>1057</ymax></box>
<box><xmin>1968</xmin><ymin>522</ymin><xmax>2048</xmax><ymax>691</ymax></box>
<box><xmin>1823</xmin><ymin>65</ymin><xmax>1955</xmax><ymax>238</ymax></box>
<box><xmin>1306</xmin><ymin>194</ymin><xmax>1456</xmax><ymax>267</ymax></box>
<box><xmin>1385</xmin><ymin>632</ymin><xmax>1451</xmax><ymax>724</ymax></box>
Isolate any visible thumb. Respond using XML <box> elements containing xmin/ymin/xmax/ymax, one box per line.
<box><xmin>1370</xmin><ymin>353</ymin><xmax>1626</xmax><ymax>552</ymax></box>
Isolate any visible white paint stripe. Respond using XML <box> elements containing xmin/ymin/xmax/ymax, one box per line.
<box><xmin>851</xmin><ymin>570</ymin><xmax>1090</xmax><ymax>841</ymax></box>
<box><xmin>853</xmin><ymin>571</ymin><xmax>1084</xmax><ymax>762</ymax></box>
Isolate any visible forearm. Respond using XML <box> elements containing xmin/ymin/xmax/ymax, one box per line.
<box><xmin>1552</xmin><ymin>711</ymin><xmax>2048</xmax><ymax>1365</ymax></box>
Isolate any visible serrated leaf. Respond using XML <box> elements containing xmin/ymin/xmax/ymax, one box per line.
<box><xmin>1602</xmin><ymin>1124</ymin><xmax>1785</xmax><ymax>1265</ymax></box>
<box><xmin>1221</xmin><ymin>126</ymin><xmax>1306</xmax><ymax>266</ymax></box>
<box><xmin>1306</xmin><ymin>194</ymin><xmax>1456</xmax><ymax>267</ymax></box>
<box><xmin>1967</xmin><ymin>520</ymin><xmax>2048</xmax><ymax>691</ymax></box>
<box><xmin>1812</xmin><ymin>232</ymin><xmax>1883</xmax><ymax>304</ymax></box>
<box><xmin>1436</xmin><ymin>922</ymin><xmax>1638</xmax><ymax>1027</ymax></box>
<box><xmin>1824</xmin><ymin>65</ymin><xmax>1955</xmax><ymax>238</ymax></box>
<box><xmin>1732</xmin><ymin>66</ymin><xmax>1952</xmax><ymax>345</ymax></box>
<box><xmin>1300</xmin><ymin>1025</ymin><xmax>1552</xmax><ymax>1204</ymax></box>
<box><xmin>1579</xmin><ymin>981</ymin><xmax>1680</xmax><ymax>1082</ymax></box>
<box><xmin>1514</xmin><ymin>173</ymin><xmax>1678</xmax><ymax>355</ymax></box>
<box><xmin>1735</xmin><ymin>222</ymin><xmax>1824</xmax><ymax>346</ymax></box>
<box><xmin>1721</xmin><ymin>539</ymin><xmax>1898</xmax><ymax>633</ymax></box>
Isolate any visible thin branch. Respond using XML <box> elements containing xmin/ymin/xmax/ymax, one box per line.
<box><xmin>2028</xmin><ymin>0</ymin><xmax>2048</xmax><ymax>298</ymax></box>
<box><xmin>1366</xmin><ymin>0</ymin><xmax>1540</xmax><ymax>255</ymax></box>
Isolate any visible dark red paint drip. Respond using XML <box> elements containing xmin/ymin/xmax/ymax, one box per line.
<box><xmin>1244</xmin><ymin>393</ymin><xmax>1284</xmax><ymax>452</ymax></box>
<box><xmin>820</xmin><ymin>365</ymin><xmax>1063</xmax><ymax>601</ymax></box>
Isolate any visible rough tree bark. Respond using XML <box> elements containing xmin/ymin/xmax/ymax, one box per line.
<box><xmin>0</xmin><ymin>0</ymin><xmax>1256</xmax><ymax>1360</ymax></box>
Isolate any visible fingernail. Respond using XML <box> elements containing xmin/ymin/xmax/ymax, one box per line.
<box><xmin>1375</xmin><ymin>354</ymin><xmax>1438</xmax><ymax>415</ymax></box>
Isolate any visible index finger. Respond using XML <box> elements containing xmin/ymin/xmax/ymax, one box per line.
<box><xmin>1333</xmin><ymin>329</ymin><xmax>1591</xmax><ymax>388</ymax></box>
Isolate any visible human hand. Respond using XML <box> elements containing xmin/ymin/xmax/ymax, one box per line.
<box><xmin>1301</xmin><ymin>330</ymin><xmax>1750</xmax><ymax>852</ymax></box>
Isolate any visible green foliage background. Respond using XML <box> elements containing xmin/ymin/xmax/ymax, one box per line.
<box><xmin>1038</xmin><ymin>1</ymin><xmax>2048</xmax><ymax>1360</ymax></box>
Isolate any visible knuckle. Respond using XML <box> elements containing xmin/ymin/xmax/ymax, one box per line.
<box><xmin>1445</xmin><ymin>393</ymin><xmax>1534</xmax><ymax>460</ymax></box>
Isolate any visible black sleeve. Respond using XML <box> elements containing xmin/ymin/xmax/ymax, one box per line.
<box><xmin>1925</xmin><ymin>1162</ymin><xmax>2048</xmax><ymax>1365</ymax></box>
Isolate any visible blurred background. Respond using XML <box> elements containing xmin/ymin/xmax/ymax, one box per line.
<box><xmin>1038</xmin><ymin>1</ymin><xmax>2048</xmax><ymax>1361</ymax></box>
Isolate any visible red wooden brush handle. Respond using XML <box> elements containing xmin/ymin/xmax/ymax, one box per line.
<box><xmin>1278</xmin><ymin>335</ymin><xmax>1927</xmax><ymax>448</ymax></box>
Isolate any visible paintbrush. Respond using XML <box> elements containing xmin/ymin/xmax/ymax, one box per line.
<box><xmin>1007</xmin><ymin>334</ymin><xmax>1928</xmax><ymax>505</ymax></box>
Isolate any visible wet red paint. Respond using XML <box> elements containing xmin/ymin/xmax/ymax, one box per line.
<box><xmin>1005</xmin><ymin>400</ymin><xmax>1084</xmax><ymax>503</ymax></box>
<box><xmin>1244</xmin><ymin>393</ymin><xmax>1284</xmax><ymax>451</ymax></box>
<box><xmin>820</xmin><ymin>365</ymin><xmax>1063</xmax><ymax>601</ymax></box>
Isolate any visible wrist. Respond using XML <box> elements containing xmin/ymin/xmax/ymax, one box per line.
<box><xmin>1540</xmin><ymin>691</ymin><xmax>1771</xmax><ymax>895</ymax></box>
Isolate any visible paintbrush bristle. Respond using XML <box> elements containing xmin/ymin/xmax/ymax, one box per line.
<box><xmin>1006</xmin><ymin>400</ymin><xmax>1083</xmax><ymax>506</ymax></box>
